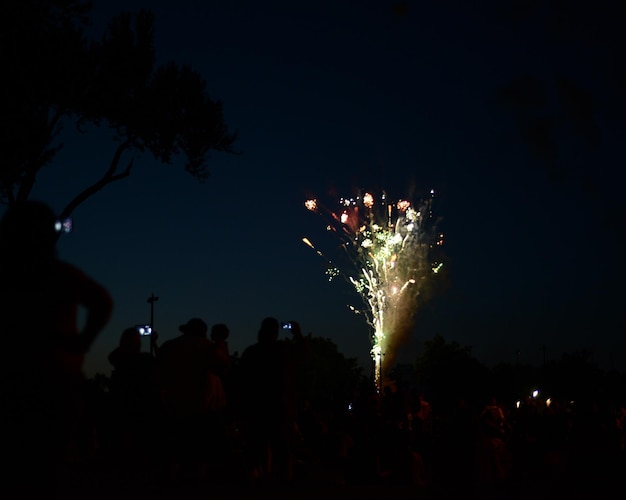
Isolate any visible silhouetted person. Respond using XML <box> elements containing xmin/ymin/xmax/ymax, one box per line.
<box><xmin>206</xmin><ymin>323</ymin><xmax>232</xmax><ymax>470</ymax></box>
<box><xmin>107</xmin><ymin>326</ymin><xmax>160</xmax><ymax>482</ymax></box>
<box><xmin>444</xmin><ymin>398</ymin><xmax>477</xmax><ymax>491</ymax></box>
<box><xmin>344</xmin><ymin>383</ymin><xmax>384</xmax><ymax>486</ymax></box>
<box><xmin>381</xmin><ymin>385</ymin><xmax>401</xmax><ymax>426</ymax></box>
<box><xmin>476</xmin><ymin>396</ymin><xmax>510</xmax><ymax>490</ymax></box>
<box><xmin>0</xmin><ymin>201</ymin><xmax>113</xmax><ymax>493</ymax></box>
<box><xmin>238</xmin><ymin>318</ymin><xmax>309</xmax><ymax>484</ymax></box>
<box><xmin>208</xmin><ymin>322</ymin><xmax>230</xmax><ymax>413</ymax></box>
<box><xmin>157</xmin><ymin>317</ymin><xmax>215</xmax><ymax>482</ymax></box>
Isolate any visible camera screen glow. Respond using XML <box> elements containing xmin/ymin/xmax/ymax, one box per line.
<box><xmin>137</xmin><ymin>325</ymin><xmax>152</xmax><ymax>335</ymax></box>
<box><xmin>55</xmin><ymin>218</ymin><xmax>72</xmax><ymax>233</ymax></box>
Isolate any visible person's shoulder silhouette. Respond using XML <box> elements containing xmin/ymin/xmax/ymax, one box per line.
<box><xmin>109</xmin><ymin>327</ymin><xmax>158</xmax><ymax>390</ymax></box>
<box><xmin>0</xmin><ymin>200</ymin><xmax>113</xmax><ymax>372</ymax></box>
<box><xmin>158</xmin><ymin>317</ymin><xmax>213</xmax><ymax>409</ymax></box>
<box><xmin>0</xmin><ymin>200</ymin><xmax>113</xmax><ymax>491</ymax></box>
<box><xmin>238</xmin><ymin>317</ymin><xmax>309</xmax><ymax>483</ymax></box>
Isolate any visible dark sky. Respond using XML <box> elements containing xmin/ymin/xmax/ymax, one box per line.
<box><xmin>19</xmin><ymin>0</ymin><xmax>625</xmax><ymax>377</ymax></box>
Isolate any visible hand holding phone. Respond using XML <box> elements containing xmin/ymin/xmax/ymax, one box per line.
<box><xmin>136</xmin><ymin>324</ymin><xmax>152</xmax><ymax>336</ymax></box>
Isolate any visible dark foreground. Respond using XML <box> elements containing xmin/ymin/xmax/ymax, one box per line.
<box><xmin>49</xmin><ymin>445</ymin><xmax>626</xmax><ymax>500</ymax></box>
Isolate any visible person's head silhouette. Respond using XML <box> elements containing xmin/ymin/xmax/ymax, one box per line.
<box><xmin>0</xmin><ymin>200</ymin><xmax>59</xmax><ymax>257</ymax></box>
<box><xmin>258</xmin><ymin>317</ymin><xmax>279</xmax><ymax>343</ymax></box>
<box><xmin>0</xmin><ymin>201</ymin><xmax>65</xmax><ymax>287</ymax></box>
<box><xmin>119</xmin><ymin>327</ymin><xmax>142</xmax><ymax>353</ymax></box>
<box><xmin>211</xmin><ymin>323</ymin><xmax>229</xmax><ymax>342</ymax></box>
<box><xmin>179</xmin><ymin>317</ymin><xmax>208</xmax><ymax>338</ymax></box>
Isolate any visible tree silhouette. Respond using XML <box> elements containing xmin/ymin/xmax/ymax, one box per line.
<box><xmin>539</xmin><ymin>349</ymin><xmax>605</xmax><ymax>403</ymax></box>
<box><xmin>298</xmin><ymin>335</ymin><xmax>364</xmax><ymax>412</ymax></box>
<box><xmin>492</xmin><ymin>1</ymin><xmax>624</xmax><ymax>219</ymax></box>
<box><xmin>414</xmin><ymin>334</ymin><xmax>491</xmax><ymax>412</ymax></box>
<box><xmin>490</xmin><ymin>0</ymin><xmax>626</xmax><ymax>327</ymax></box>
<box><xmin>1</xmin><ymin>1</ymin><xmax>237</xmax><ymax>217</ymax></box>
<box><xmin>493</xmin><ymin>1</ymin><xmax>617</xmax><ymax>174</ymax></box>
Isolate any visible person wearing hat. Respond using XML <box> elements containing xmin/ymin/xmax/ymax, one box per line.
<box><xmin>178</xmin><ymin>317</ymin><xmax>208</xmax><ymax>337</ymax></box>
<box><xmin>157</xmin><ymin>317</ymin><xmax>215</xmax><ymax>481</ymax></box>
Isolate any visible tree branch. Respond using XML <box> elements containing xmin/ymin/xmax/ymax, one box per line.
<box><xmin>15</xmin><ymin>106</ymin><xmax>65</xmax><ymax>203</ymax></box>
<box><xmin>59</xmin><ymin>141</ymin><xmax>134</xmax><ymax>219</ymax></box>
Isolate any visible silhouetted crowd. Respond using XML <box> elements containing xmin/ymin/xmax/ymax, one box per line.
<box><xmin>2</xmin><ymin>201</ymin><xmax>626</xmax><ymax>499</ymax></box>
<box><xmin>100</xmin><ymin>315</ymin><xmax>311</xmax><ymax>489</ymax></box>
<box><xmin>71</xmin><ymin>351</ymin><xmax>626</xmax><ymax>499</ymax></box>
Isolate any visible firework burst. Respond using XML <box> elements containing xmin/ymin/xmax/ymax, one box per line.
<box><xmin>303</xmin><ymin>189</ymin><xmax>444</xmax><ymax>388</ymax></box>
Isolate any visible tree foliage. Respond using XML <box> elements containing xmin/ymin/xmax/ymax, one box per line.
<box><xmin>413</xmin><ymin>334</ymin><xmax>492</xmax><ymax>411</ymax></box>
<box><xmin>411</xmin><ymin>334</ymin><xmax>626</xmax><ymax>413</ymax></box>
<box><xmin>493</xmin><ymin>1</ymin><xmax>623</xmax><ymax>191</ymax></box>
<box><xmin>298</xmin><ymin>336</ymin><xmax>364</xmax><ymax>412</ymax></box>
<box><xmin>538</xmin><ymin>349</ymin><xmax>605</xmax><ymax>403</ymax></box>
<box><xmin>1</xmin><ymin>0</ymin><xmax>237</xmax><ymax>216</ymax></box>
<box><xmin>492</xmin><ymin>0</ymin><xmax>626</xmax><ymax>306</ymax></box>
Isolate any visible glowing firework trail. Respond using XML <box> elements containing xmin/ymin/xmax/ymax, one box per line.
<box><xmin>303</xmin><ymin>190</ymin><xmax>443</xmax><ymax>388</ymax></box>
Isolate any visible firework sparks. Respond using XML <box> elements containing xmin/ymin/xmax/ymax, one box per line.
<box><xmin>303</xmin><ymin>189</ymin><xmax>444</xmax><ymax>389</ymax></box>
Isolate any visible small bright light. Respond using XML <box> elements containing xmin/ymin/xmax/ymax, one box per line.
<box><xmin>546</xmin><ymin>398</ymin><xmax>552</xmax><ymax>407</ymax></box>
<box><xmin>137</xmin><ymin>325</ymin><xmax>152</xmax><ymax>335</ymax></box>
<box><xmin>532</xmin><ymin>390</ymin><xmax>539</xmax><ymax>398</ymax></box>
<box><xmin>325</xmin><ymin>267</ymin><xmax>339</xmax><ymax>281</ymax></box>
<box><xmin>305</xmin><ymin>199</ymin><xmax>317</xmax><ymax>211</ymax></box>
<box><xmin>363</xmin><ymin>193</ymin><xmax>374</xmax><ymax>208</ymax></box>
<box><xmin>54</xmin><ymin>218</ymin><xmax>72</xmax><ymax>233</ymax></box>
<box><xmin>516</xmin><ymin>401</ymin><xmax>521</xmax><ymax>409</ymax></box>
<box><xmin>397</xmin><ymin>200</ymin><xmax>410</xmax><ymax>211</ymax></box>
<box><xmin>341</xmin><ymin>212</ymin><xmax>349</xmax><ymax>224</ymax></box>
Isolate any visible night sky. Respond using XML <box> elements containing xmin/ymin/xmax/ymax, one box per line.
<box><xmin>14</xmin><ymin>0</ymin><xmax>624</xmax><ymax>377</ymax></box>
